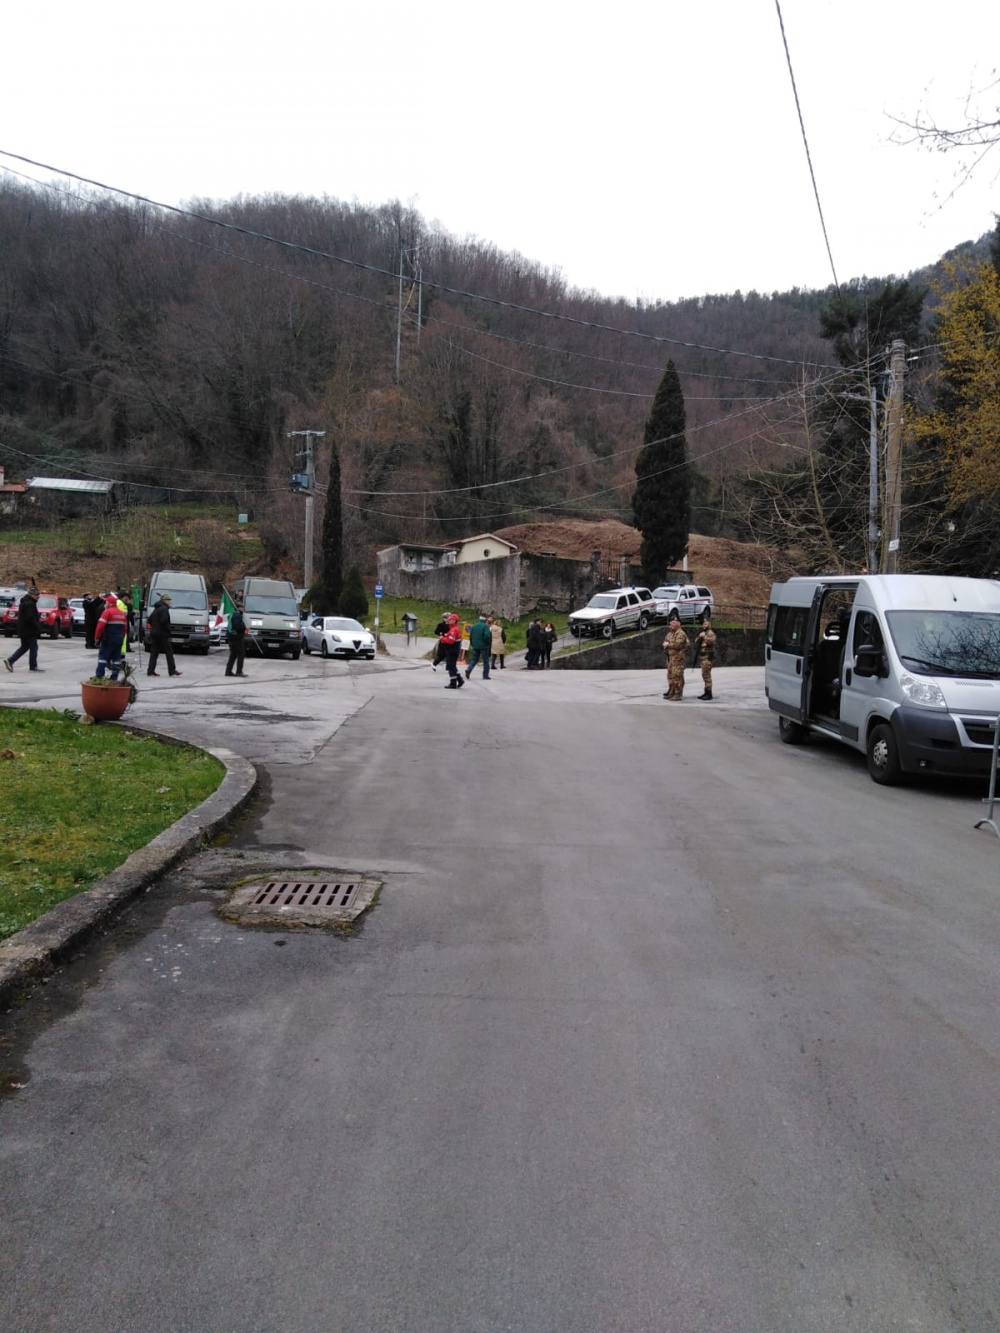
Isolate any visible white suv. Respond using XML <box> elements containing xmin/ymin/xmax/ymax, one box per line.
<box><xmin>651</xmin><ymin>584</ymin><xmax>714</xmax><ymax>621</ymax></box>
<box><xmin>568</xmin><ymin>586</ymin><xmax>656</xmax><ymax>639</ymax></box>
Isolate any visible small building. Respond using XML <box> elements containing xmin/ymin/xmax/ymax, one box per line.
<box><xmin>391</xmin><ymin>542</ymin><xmax>458</xmax><ymax>574</ymax></box>
<box><xmin>442</xmin><ymin>533</ymin><xmax>518</xmax><ymax>564</ymax></box>
<box><xmin>26</xmin><ymin>477</ymin><xmax>117</xmax><ymax>517</ymax></box>
<box><xmin>0</xmin><ymin>466</ymin><xmax>27</xmax><ymax>517</ymax></box>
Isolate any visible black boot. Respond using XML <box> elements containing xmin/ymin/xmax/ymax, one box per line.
<box><xmin>698</xmin><ymin>690</ymin><xmax>713</xmax><ymax>700</ymax></box>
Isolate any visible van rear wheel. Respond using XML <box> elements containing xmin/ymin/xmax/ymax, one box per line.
<box><xmin>778</xmin><ymin>716</ymin><xmax>805</xmax><ymax>745</ymax></box>
<box><xmin>867</xmin><ymin>722</ymin><xmax>902</xmax><ymax>785</ymax></box>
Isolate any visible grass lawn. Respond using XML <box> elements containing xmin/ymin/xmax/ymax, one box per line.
<box><xmin>0</xmin><ymin>709</ymin><xmax>224</xmax><ymax>941</ymax></box>
<box><xmin>374</xmin><ymin>598</ymin><xmax>572</xmax><ymax>654</ymax></box>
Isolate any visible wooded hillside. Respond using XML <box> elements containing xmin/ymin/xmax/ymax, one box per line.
<box><xmin>0</xmin><ymin>177</ymin><xmax>991</xmax><ymax>574</ymax></box>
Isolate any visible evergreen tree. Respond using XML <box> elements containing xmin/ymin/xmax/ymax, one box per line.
<box><xmin>314</xmin><ymin>444</ymin><xmax>343</xmax><ymax>614</ymax></box>
<box><xmin>631</xmin><ymin>360</ymin><xmax>691</xmax><ymax>584</ymax></box>
<box><xmin>339</xmin><ymin>566</ymin><xmax>369</xmax><ymax>621</ymax></box>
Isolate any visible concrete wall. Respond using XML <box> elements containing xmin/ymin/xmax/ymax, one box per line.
<box><xmin>552</xmin><ymin>626</ymin><xmax>766</xmax><ymax>670</ymax></box>
<box><xmin>377</xmin><ymin>556</ymin><xmax>521</xmax><ymax>620</ymax></box>
<box><xmin>519</xmin><ymin>553</ymin><xmax>598</xmax><ymax>614</ymax></box>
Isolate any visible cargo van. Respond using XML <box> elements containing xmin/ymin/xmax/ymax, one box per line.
<box><xmin>229</xmin><ymin>576</ymin><xmax>301</xmax><ymax>659</ymax></box>
<box><xmin>765</xmin><ymin>574</ymin><xmax>1000</xmax><ymax>784</ymax></box>
<box><xmin>145</xmin><ymin>570</ymin><xmax>211</xmax><ymax>654</ymax></box>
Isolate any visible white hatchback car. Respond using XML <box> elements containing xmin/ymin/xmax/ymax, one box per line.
<box><xmin>302</xmin><ymin>616</ymin><xmax>376</xmax><ymax>660</ymax></box>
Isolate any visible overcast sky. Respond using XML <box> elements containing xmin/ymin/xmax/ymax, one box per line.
<box><xmin>2</xmin><ymin>0</ymin><xmax>998</xmax><ymax>304</ymax></box>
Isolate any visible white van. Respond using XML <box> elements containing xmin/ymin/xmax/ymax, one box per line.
<box><xmin>765</xmin><ymin>574</ymin><xmax>1000</xmax><ymax>784</ymax></box>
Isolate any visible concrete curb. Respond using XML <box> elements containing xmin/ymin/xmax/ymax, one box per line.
<box><xmin>0</xmin><ymin>736</ymin><xmax>258</xmax><ymax>1012</ymax></box>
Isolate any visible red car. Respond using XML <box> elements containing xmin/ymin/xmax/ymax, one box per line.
<box><xmin>2</xmin><ymin>593</ymin><xmax>74</xmax><ymax>639</ymax></box>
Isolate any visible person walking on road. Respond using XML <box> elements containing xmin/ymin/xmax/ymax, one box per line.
<box><xmin>440</xmin><ymin>613</ymin><xmax>465</xmax><ymax>689</ymax></box>
<box><xmin>431</xmin><ymin>613</ymin><xmax>451</xmax><ymax>671</ymax></box>
<box><xmin>93</xmin><ymin>593</ymin><xmax>128</xmax><ymax>680</ymax></box>
<box><xmin>662</xmin><ymin>609</ymin><xmax>690</xmax><ymax>701</ymax></box>
<box><xmin>146</xmin><ymin>594</ymin><xmax>182</xmax><ymax>678</ymax></box>
<box><xmin>4</xmin><ymin>588</ymin><xmax>43</xmax><ymax>672</ymax></box>
<box><xmin>490</xmin><ymin>617</ymin><xmax>506</xmax><ymax>669</ymax></box>
<box><xmin>465</xmin><ymin>613</ymin><xmax>492</xmax><ymax>680</ymax></box>
<box><xmin>225</xmin><ymin>596</ymin><xmax>247</xmax><ymax>678</ymax></box>
<box><xmin>694</xmin><ymin>613</ymin><xmax>717</xmax><ymax>701</ymax></box>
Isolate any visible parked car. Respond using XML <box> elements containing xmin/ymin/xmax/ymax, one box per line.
<box><xmin>2</xmin><ymin>593</ymin><xmax>73</xmax><ymax>639</ymax></box>
<box><xmin>69</xmin><ymin>597</ymin><xmax>87</xmax><ymax>630</ymax></box>
<box><xmin>651</xmin><ymin>584</ymin><xmax>714</xmax><ymax>621</ymax></box>
<box><xmin>302</xmin><ymin>616</ymin><xmax>376</xmax><ymax>660</ymax></box>
<box><xmin>208</xmin><ymin>611</ymin><xmax>229</xmax><ymax>646</ymax></box>
<box><xmin>568</xmin><ymin>586</ymin><xmax>656</xmax><ymax>639</ymax></box>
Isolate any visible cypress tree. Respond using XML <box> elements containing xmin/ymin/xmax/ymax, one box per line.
<box><xmin>632</xmin><ymin>360</ymin><xmax>691</xmax><ymax>584</ymax></box>
<box><xmin>315</xmin><ymin>444</ymin><xmax>343</xmax><ymax>614</ymax></box>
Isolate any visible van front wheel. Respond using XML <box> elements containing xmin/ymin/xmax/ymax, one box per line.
<box><xmin>778</xmin><ymin>716</ymin><xmax>805</xmax><ymax>745</ymax></box>
<box><xmin>867</xmin><ymin>722</ymin><xmax>902</xmax><ymax>785</ymax></box>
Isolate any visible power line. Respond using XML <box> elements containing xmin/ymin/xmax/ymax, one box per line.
<box><xmin>774</xmin><ymin>0</ymin><xmax>843</xmax><ymax>300</ymax></box>
<box><xmin>0</xmin><ymin>150</ymin><xmax>841</xmax><ymax>370</ymax></box>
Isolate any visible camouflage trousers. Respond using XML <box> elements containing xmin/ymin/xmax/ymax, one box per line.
<box><xmin>666</xmin><ymin>657</ymin><xmax>686</xmax><ymax>698</ymax></box>
<box><xmin>699</xmin><ymin>658</ymin><xmax>713</xmax><ymax>692</ymax></box>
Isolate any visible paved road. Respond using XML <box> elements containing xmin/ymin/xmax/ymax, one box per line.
<box><xmin>2</xmin><ymin>638</ymin><xmax>999</xmax><ymax>1332</ymax></box>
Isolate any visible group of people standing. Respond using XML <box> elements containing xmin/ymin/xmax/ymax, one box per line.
<box><xmin>2</xmin><ymin>587</ymin><xmax>249</xmax><ymax>681</ymax></box>
<box><xmin>662</xmin><ymin>609</ymin><xmax>716</xmax><ymax>701</ymax></box>
<box><xmin>525</xmin><ymin>618</ymin><xmax>557</xmax><ymax>669</ymax></box>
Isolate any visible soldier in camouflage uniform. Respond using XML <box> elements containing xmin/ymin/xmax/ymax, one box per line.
<box><xmin>694</xmin><ymin>613</ymin><xmax>717</xmax><ymax>700</ymax></box>
<box><xmin>662</xmin><ymin>609</ymin><xmax>690</xmax><ymax>701</ymax></box>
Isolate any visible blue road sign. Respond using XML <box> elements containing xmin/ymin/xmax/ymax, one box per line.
<box><xmin>374</xmin><ymin>583</ymin><xmax>384</xmax><ymax>599</ymax></box>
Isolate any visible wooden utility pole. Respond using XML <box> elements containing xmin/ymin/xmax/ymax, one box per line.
<box><xmin>881</xmin><ymin>339</ymin><xmax>907</xmax><ymax>573</ymax></box>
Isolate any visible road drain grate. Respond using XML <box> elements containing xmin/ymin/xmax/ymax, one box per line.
<box><xmin>221</xmin><ymin>873</ymin><xmax>380</xmax><ymax>929</ymax></box>
<box><xmin>254</xmin><ymin>880</ymin><xmax>365</xmax><ymax>910</ymax></box>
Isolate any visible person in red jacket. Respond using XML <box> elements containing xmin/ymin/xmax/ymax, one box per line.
<box><xmin>440</xmin><ymin>613</ymin><xmax>465</xmax><ymax>690</ymax></box>
<box><xmin>94</xmin><ymin>593</ymin><xmax>128</xmax><ymax>680</ymax></box>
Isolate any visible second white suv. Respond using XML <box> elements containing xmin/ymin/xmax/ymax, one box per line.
<box><xmin>651</xmin><ymin>584</ymin><xmax>714</xmax><ymax>621</ymax></box>
<box><xmin>568</xmin><ymin>586</ymin><xmax>656</xmax><ymax>639</ymax></box>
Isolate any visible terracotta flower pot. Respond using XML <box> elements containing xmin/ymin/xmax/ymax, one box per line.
<box><xmin>81</xmin><ymin>681</ymin><xmax>132</xmax><ymax>721</ymax></box>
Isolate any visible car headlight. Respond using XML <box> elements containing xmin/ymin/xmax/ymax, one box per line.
<box><xmin>899</xmin><ymin>671</ymin><xmax>947</xmax><ymax>710</ymax></box>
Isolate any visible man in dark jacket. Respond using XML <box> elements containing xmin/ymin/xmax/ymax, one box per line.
<box><xmin>146</xmin><ymin>595</ymin><xmax>182</xmax><ymax>678</ymax></box>
<box><xmin>525</xmin><ymin>618</ymin><xmax>545</xmax><ymax>669</ymax></box>
<box><xmin>4</xmin><ymin>589</ymin><xmax>42</xmax><ymax>672</ymax></box>
<box><xmin>82</xmin><ymin>592</ymin><xmax>102</xmax><ymax>649</ymax></box>
<box><xmin>224</xmin><ymin>597</ymin><xmax>247</xmax><ymax>678</ymax></box>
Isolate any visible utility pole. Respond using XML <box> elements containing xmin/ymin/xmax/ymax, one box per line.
<box><xmin>287</xmin><ymin>429</ymin><xmax>325</xmax><ymax>589</ymax></box>
<box><xmin>867</xmin><ymin>383</ymin><xmax>879</xmax><ymax>574</ymax></box>
<box><xmin>882</xmin><ymin>340</ymin><xmax>907</xmax><ymax>574</ymax></box>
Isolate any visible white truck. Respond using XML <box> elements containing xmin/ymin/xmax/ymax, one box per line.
<box><xmin>765</xmin><ymin>573</ymin><xmax>1000</xmax><ymax>784</ymax></box>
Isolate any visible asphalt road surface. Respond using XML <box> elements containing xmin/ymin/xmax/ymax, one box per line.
<box><xmin>2</xmin><ymin>640</ymin><xmax>999</xmax><ymax>1332</ymax></box>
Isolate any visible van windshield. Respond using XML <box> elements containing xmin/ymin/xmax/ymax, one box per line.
<box><xmin>245</xmin><ymin>594</ymin><xmax>298</xmax><ymax>616</ymax></box>
<box><xmin>587</xmin><ymin>595</ymin><xmax>617</xmax><ymax>609</ymax></box>
<box><xmin>157</xmin><ymin>589</ymin><xmax>208</xmax><ymax>611</ymax></box>
<box><xmin>886</xmin><ymin>610</ymin><xmax>1000</xmax><ymax>678</ymax></box>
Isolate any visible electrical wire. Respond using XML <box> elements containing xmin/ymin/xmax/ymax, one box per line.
<box><xmin>0</xmin><ymin>150</ymin><xmax>841</xmax><ymax>371</ymax></box>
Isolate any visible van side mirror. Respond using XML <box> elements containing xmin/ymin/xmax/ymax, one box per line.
<box><xmin>853</xmin><ymin>645</ymin><xmax>887</xmax><ymax>678</ymax></box>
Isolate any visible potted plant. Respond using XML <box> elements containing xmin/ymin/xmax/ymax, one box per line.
<box><xmin>81</xmin><ymin>660</ymin><xmax>138</xmax><ymax>722</ymax></box>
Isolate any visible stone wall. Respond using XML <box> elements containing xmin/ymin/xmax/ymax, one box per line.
<box><xmin>376</xmin><ymin>556</ymin><xmax>521</xmax><ymax>620</ymax></box>
<box><xmin>552</xmin><ymin>626</ymin><xmax>766</xmax><ymax>670</ymax></box>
